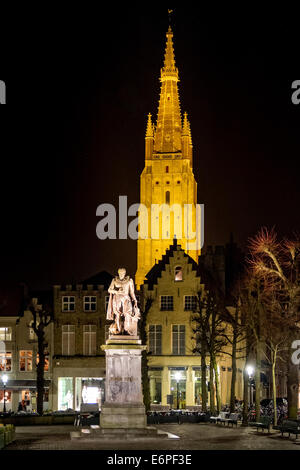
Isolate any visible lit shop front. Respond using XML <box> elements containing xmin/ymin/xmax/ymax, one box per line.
<box><xmin>57</xmin><ymin>377</ymin><xmax>105</xmax><ymax>411</ymax></box>
<box><xmin>0</xmin><ymin>380</ymin><xmax>51</xmax><ymax>412</ymax></box>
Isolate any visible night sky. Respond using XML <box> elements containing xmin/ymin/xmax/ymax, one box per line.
<box><xmin>0</xmin><ymin>6</ymin><xmax>299</xmax><ymax>290</ymax></box>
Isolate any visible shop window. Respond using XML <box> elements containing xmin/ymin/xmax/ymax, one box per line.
<box><xmin>172</xmin><ymin>325</ymin><xmax>185</xmax><ymax>355</ymax></box>
<box><xmin>149</xmin><ymin>370</ymin><xmax>162</xmax><ymax>404</ymax></box>
<box><xmin>0</xmin><ymin>327</ymin><xmax>12</xmax><ymax>341</ymax></box>
<box><xmin>62</xmin><ymin>296</ymin><xmax>75</xmax><ymax>312</ymax></box>
<box><xmin>0</xmin><ymin>351</ymin><xmax>12</xmax><ymax>371</ymax></box>
<box><xmin>149</xmin><ymin>325</ymin><xmax>162</xmax><ymax>355</ymax></box>
<box><xmin>170</xmin><ymin>370</ymin><xmax>187</xmax><ymax>409</ymax></box>
<box><xmin>62</xmin><ymin>325</ymin><xmax>75</xmax><ymax>355</ymax></box>
<box><xmin>58</xmin><ymin>377</ymin><xmax>73</xmax><ymax>410</ymax></box>
<box><xmin>19</xmin><ymin>350</ymin><xmax>32</xmax><ymax>371</ymax></box>
<box><xmin>0</xmin><ymin>390</ymin><xmax>12</xmax><ymax>409</ymax></box>
<box><xmin>83</xmin><ymin>296</ymin><xmax>97</xmax><ymax>312</ymax></box>
<box><xmin>83</xmin><ymin>325</ymin><xmax>97</xmax><ymax>356</ymax></box>
<box><xmin>175</xmin><ymin>266</ymin><xmax>183</xmax><ymax>281</ymax></box>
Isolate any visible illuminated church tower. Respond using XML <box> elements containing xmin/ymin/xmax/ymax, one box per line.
<box><xmin>136</xmin><ymin>26</ymin><xmax>201</xmax><ymax>288</ymax></box>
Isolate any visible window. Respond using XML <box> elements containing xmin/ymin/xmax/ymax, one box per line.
<box><xmin>165</xmin><ymin>191</ymin><xmax>170</xmax><ymax>204</ymax></box>
<box><xmin>184</xmin><ymin>295</ymin><xmax>197</xmax><ymax>311</ymax></box>
<box><xmin>62</xmin><ymin>296</ymin><xmax>75</xmax><ymax>312</ymax></box>
<box><xmin>19</xmin><ymin>350</ymin><xmax>33</xmax><ymax>371</ymax></box>
<box><xmin>83</xmin><ymin>296</ymin><xmax>97</xmax><ymax>312</ymax></box>
<box><xmin>36</xmin><ymin>353</ymin><xmax>49</xmax><ymax>371</ymax></box>
<box><xmin>29</xmin><ymin>327</ymin><xmax>36</xmax><ymax>340</ymax></box>
<box><xmin>0</xmin><ymin>327</ymin><xmax>12</xmax><ymax>341</ymax></box>
<box><xmin>166</xmin><ymin>166</ymin><xmax>169</xmax><ymax>173</ymax></box>
<box><xmin>0</xmin><ymin>352</ymin><xmax>12</xmax><ymax>371</ymax></box>
<box><xmin>0</xmin><ymin>390</ymin><xmax>12</xmax><ymax>406</ymax></box>
<box><xmin>105</xmin><ymin>296</ymin><xmax>110</xmax><ymax>311</ymax></box>
<box><xmin>62</xmin><ymin>325</ymin><xmax>75</xmax><ymax>355</ymax></box>
<box><xmin>58</xmin><ymin>377</ymin><xmax>73</xmax><ymax>411</ymax></box>
<box><xmin>149</xmin><ymin>325</ymin><xmax>162</xmax><ymax>355</ymax></box>
<box><xmin>160</xmin><ymin>296</ymin><xmax>173</xmax><ymax>311</ymax></box>
<box><xmin>175</xmin><ymin>266</ymin><xmax>183</xmax><ymax>281</ymax></box>
<box><xmin>83</xmin><ymin>325</ymin><xmax>97</xmax><ymax>356</ymax></box>
<box><xmin>172</xmin><ymin>325</ymin><xmax>185</xmax><ymax>355</ymax></box>
<box><xmin>28</xmin><ymin>321</ymin><xmax>39</xmax><ymax>340</ymax></box>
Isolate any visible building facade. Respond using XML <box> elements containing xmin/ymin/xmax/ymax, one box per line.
<box><xmin>141</xmin><ymin>240</ymin><xmax>245</xmax><ymax>408</ymax></box>
<box><xmin>0</xmin><ymin>286</ymin><xmax>53</xmax><ymax>412</ymax></box>
<box><xmin>51</xmin><ymin>272</ymin><xmax>112</xmax><ymax>411</ymax></box>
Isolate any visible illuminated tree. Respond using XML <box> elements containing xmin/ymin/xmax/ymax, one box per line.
<box><xmin>248</xmin><ymin>227</ymin><xmax>300</xmax><ymax>419</ymax></box>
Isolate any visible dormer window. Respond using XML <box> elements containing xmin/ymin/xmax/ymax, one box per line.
<box><xmin>175</xmin><ymin>266</ymin><xmax>183</xmax><ymax>281</ymax></box>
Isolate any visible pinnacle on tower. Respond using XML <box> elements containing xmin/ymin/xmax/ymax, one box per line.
<box><xmin>162</xmin><ymin>26</ymin><xmax>177</xmax><ymax>75</ymax></box>
<box><xmin>146</xmin><ymin>113</ymin><xmax>154</xmax><ymax>138</ymax></box>
<box><xmin>187</xmin><ymin>119</ymin><xmax>192</xmax><ymax>146</ymax></box>
<box><xmin>182</xmin><ymin>112</ymin><xmax>189</xmax><ymax>136</ymax></box>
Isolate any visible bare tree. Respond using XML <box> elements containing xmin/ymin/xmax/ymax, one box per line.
<box><xmin>28</xmin><ymin>298</ymin><xmax>53</xmax><ymax>415</ymax></box>
<box><xmin>248</xmin><ymin>227</ymin><xmax>300</xmax><ymax>419</ymax></box>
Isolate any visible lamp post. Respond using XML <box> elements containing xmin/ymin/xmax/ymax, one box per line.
<box><xmin>246</xmin><ymin>365</ymin><xmax>254</xmax><ymax>407</ymax></box>
<box><xmin>2</xmin><ymin>374</ymin><xmax>8</xmax><ymax>413</ymax></box>
<box><xmin>174</xmin><ymin>372</ymin><xmax>181</xmax><ymax>410</ymax></box>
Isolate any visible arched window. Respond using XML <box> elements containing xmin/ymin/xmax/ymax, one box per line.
<box><xmin>165</xmin><ymin>191</ymin><xmax>170</xmax><ymax>205</ymax></box>
<box><xmin>175</xmin><ymin>266</ymin><xmax>183</xmax><ymax>281</ymax></box>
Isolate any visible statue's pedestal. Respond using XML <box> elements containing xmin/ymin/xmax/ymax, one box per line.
<box><xmin>100</xmin><ymin>336</ymin><xmax>147</xmax><ymax>430</ymax></box>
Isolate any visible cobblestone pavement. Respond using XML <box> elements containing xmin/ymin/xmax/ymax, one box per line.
<box><xmin>3</xmin><ymin>424</ymin><xmax>300</xmax><ymax>451</ymax></box>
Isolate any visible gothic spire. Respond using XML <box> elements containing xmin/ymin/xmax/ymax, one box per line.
<box><xmin>154</xmin><ymin>26</ymin><xmax>182</xmax><ymax>153</ymax></box>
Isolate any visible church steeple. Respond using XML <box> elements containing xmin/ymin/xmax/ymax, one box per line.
<box><xmin>154</xmin><ymin>26</ymin><xmax>182</xmax><ymax>153</ymax></box>
<box><xmin>136</xmin><ymin>26</ymin><xmax>200</xmax><ymax>289</ymax></box>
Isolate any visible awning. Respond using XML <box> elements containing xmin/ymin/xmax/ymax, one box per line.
<box><xmin>3</xmin><ymin>380</ymin><xmax>51</xmax><ymax>390</ymax></box>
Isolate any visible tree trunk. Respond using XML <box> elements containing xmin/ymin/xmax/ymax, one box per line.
<box><xmin>212</xmin><ymin>356</ymin><xmax>221</xmax><ymax>413</ymax></box>
<box><xmin>287</xmin><ymin>349</ymin><xmax>299</xmax><ymax>420</ymax></box>
<box><xmin>272</xmin><ymin>358</ymin><xmax>277</xmax><ymax>426</ymax></box>
<box><xmin>242</xmin><ymin>367</ymin><xmax>249</xmax><ymax>425</ymax></box>
<box><xmin>242</xmin><ymin>330</ymin><xmax>250</xmax><ymax>426</ymax></box>
<box><xmin>255</xmin><ymin>341</ymin><xmax>262</xmax><ymax>420</ymax></box>
<box><xmin>37</xmin><ymin>332</ymin><xmax>45</xmax><ymax>415</ymax></box>
<box><xmin>140</xmin><ymin>299</ymin><xmax>151</xmax><ymax>411</ymax></box>
<box><xmin>230</xmin><ymin>316</ymin><xmax>238</xmax><ymax>413</ymax></box>
<box><xmin>209</xmin><ymin>357</ymin><xmax>215</xmax><ymax>414</ymax></box>
<box><xmin>201</xmin><ymin>339</ymin><xmax>208</xmax><ymax>412</ymax></box>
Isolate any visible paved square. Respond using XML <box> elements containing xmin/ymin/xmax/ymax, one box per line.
<box><xmin>4</xmin><ymin>424</ymin><xmax>300</xmax><ymax>450</ymax></box>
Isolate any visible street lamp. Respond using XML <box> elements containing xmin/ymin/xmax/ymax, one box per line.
<box><xmin>2</xmin><ymin>374</ymin><xmax>8</xmax><ymax>413</ymax></box>
<box><xmin>174</xmin><ymin>372</ymin><xmax>181</xmax><ymax>410</ymax></box>
<box><xmin>246</xmin><ymin>365</ymin><xmax>254</xmax><ymax>406</ymax></box>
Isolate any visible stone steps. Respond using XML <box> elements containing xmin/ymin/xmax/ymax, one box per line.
<box><xmin>70</xmin><ymin>426</ymin><xmax>170</xmax><ymax>441</ymax></box>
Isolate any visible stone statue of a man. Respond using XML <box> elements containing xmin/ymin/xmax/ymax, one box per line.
<box><xmin>106</xmin><ymin>268</ymin><xmax>141</xmax><ymax>336</ymax></box>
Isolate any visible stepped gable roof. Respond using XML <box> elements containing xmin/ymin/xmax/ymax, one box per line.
<box><xmin>144</xmin><ymin>239</ymin><xmax>199</xmax><ymax>290</ymax></box>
